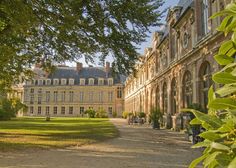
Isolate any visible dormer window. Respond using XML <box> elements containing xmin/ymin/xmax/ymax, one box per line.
<box><xmin>46</xmin><ymin>79</ymin><xmax>51</xmax><ymax>85</ymax></box>
<box><xmin>183</xmin><ymin>32</ymin><xmax>189</xmax><ymax>49</ymax></box>
<box><xmin>61</xmin><ymin>78</ymin><xmax>67</xmax><ymax>85</ymax></box>
<box><xmin>108</xmin><ymin>78</ymin><xmax>113</xmax><ymax>86</ymax></box>
<box><xmin>80</xmin><ymin>78</ymin><xmax>85</xmax><ymax>85</ymax></box>
<box><xmin>98</xmin><ymin>78</ymin><xmax>104</xmax><ymax>85</ymax></box>
<box><xmin>89</xmin><ymin>78</ymin><xmax>94</xmax><ymax>85</ymax></box>
<box><xmin>53</xmin><ymin>79</ymin><xmax>59</xmax><ymax>85</ymax></box>
<box><xmin>69</xmin><ymin>78</ymin><xmax>74</xmax><ymax>85</ymax></box>
<box><xmin>38</xmin><ymin>79</ymin><xmax>43</xmax><ymax>85</ymax></box>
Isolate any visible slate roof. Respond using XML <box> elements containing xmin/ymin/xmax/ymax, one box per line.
<box><xmin>177</xmin><ymin>0</ymin><xmax>194</xmax><ymax>17</ymax></box>
<box><xmin>33</xmin><ymin>66</ymin><xmax>125</xmax><ymax>85</ymax></box>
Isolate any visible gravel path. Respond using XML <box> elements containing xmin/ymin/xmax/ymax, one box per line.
<box><xmin>0</xmin><ymin>118</ymin><xmax>201</xmax><ymax>168</ymax></box>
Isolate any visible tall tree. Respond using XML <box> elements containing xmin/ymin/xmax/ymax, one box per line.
<box><xmin>0</xmin><ymin>0</ymin><xmax>164</xmax><ymax>89</ymax></box>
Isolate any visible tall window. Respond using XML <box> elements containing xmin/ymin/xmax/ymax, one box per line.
<box><xmin>79</xmin><ymin>92</ymin><xmax>84</xmax><ymax>102</ymax></box>
<box><xmin>162</xmin><ymin>83</ymin><xmax>168</xmax><ymax>114</ymax></box>
<box><xmin>38</xmin><ymin>96</ymin><xmax>42</xmax><ymax>104</ymax></box>
<box><xmin>89</xmin><ymin>92</ymin><xmax>93</xmax><ymax>102</ymax></box>
<box><xmin>61</xmin><ymin>106</ymin><xmax>65</xmax><ymax>115</ymax></box>
<box><xmin>46</xmin><ymin>91</ymin><xmax>50</xmax><ymax>102</ymax></box>
<box><xmin>30</xmin><ymin>95</ymin><xmax>34</xmax><ymax>104</ymax></box>
<box><xmin>30</xmin><ymin>88</ymin><xmax>34</xmax><ymax>93</ymax></box>
<box><xmin>61</xmin><ymin>91</ymin><xmax>66</xmax><ymax>102</ymax></box>
<box><xmin>53</xmin><ymin>106</ymin><xmax>57</xmax><ymax>115</ymax></box>
<box><xmin>201</xmin><ymin>0</ymin><xmax>209</xmax><ymax>35</ymax></box>
<box><xmin>38</xmin><ymin>106</ymin><xmax>41</xmax><ymax>115</ymax></box>
<box><xmin>54</xmin><ymin>91</ymin><xmax>58</xmax><ymax>102</ymax></box>
<box><xmin>171</xmin><ymin>31</ymin><xmax>176</xmax><ymax>60</ymax></box>
<box><xmin>117</xmin><ymin>87</ymin><xmax>122</xmax><ymax>98</ymax></box>
<box><xmin>200</xmin><ymin>62</ymin><xmax>211</xmax><ymax>110</ymax></box>
<box><xmin>30</xmin><ymin>106</ymin><xmax>34</xmax><ymax>114</ymax></box>
<box><xmin>108</xmin><ymin>91</ymin><xmax>113</xmax><ymax>102</ymax></box>
<box><xmin>99</xmin><ymin>91</ymin><xmax>103</xmax><ymax>102</ymax></box>
<box><xmin>108</xmin><ymin>107</ymin><xmax>112</xmax><ymax>115</ymax></box>
<box><xmin>69</xmin><ymin>91</ymin><xmax>74</xmax><ymax>102</ymax></box>
<box><xmin>80</xmin><ymin>107</ymin><xmax>84</xmax><ymax>114</ymax></box>
<box><xmin>46</xmin><ymin>106</ymin><xmax>50</xmax><ymax>115</ymax></box>
<box><xmin>156</xmin><ymin>86</ymin><xmax>160</xmax><ymax>109</ymax></box>
<box><xmin>171</xmin><ymin>79</ymin><xmax>177</xmax><ymax>115</ymax></box>
<box><xmin>183</xmin><ymin>71</ymin><xmax>192</xmax><ymax>108</ymax></box>
<box><xmin>69</xmin><ymin>107</ymin><xmax>73</xmax><ymax>114</ymax></box>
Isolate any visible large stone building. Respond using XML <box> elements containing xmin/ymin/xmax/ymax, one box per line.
<box><xmin>124</xmin><ymin>0</ymin><xmax>231</xmax><ymax>129</ymax></box>
<box><xmin>23</xmin><ymin>62</ymin><xmax>125</xmax><ymax>117</ymax></box>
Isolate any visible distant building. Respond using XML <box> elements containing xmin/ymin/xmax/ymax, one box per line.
<box><xmin>23</xmin><ymin>62</ymin><xmax>125</xmax><ymax>117</ymax></box>
<box><xmin>124</xmin><ymin>0</ymin><xmax>231</xmax><ymax>129</ymax></box>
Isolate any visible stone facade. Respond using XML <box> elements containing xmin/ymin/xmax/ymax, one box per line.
<box><xmin>23</xmin><ymin>62</ymin><xmax>125</xmax><ymax>117</ymax></box>
<box><xmin>124</xmin><ymin>0</ymin><xmax>231</xmax><ymax>129</ymax></box>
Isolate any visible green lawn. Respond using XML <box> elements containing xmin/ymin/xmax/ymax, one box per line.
<box><xmin>0</xmin><ymin>117</ymin><xmax>118</xmax><ymax>151</ymax></box>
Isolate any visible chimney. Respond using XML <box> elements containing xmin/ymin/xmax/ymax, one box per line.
<box><xmin>76</xmin><ymin>62</ymin><xmax>83</xmax><ymax>72</ymax></box>
<box><xmin>105</xmin><ymin>62</ymin><xmax>110</xmax><ymax>73</ymax></box>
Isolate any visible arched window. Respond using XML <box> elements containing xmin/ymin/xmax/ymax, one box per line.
<box><xmin>156</xmin><ymin>86</ymin><xmax>160</xmax><ymax>109</ymax></box>
<box><xmin>171</xmin><ymin>78</ymin><xmax>177</xmax><ymax>115</ymax></box>
<box><xmin>199</xmin><ymin>62</ymin><xmax>211</xmax><ymax>110</ymax></box>
<box><xmin>183</xmin><ymin>71</ymin><xmax>192</xmax><ymax>108</ymax></box>
<box><xmin>163</xmin><ymin>83</ymin><xmax>168</xmax><ymax>114</ymax></box>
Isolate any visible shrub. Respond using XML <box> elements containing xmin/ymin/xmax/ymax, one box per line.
<box><xmin>95</xmin><ymin>108</ymin><xmax>108</xmax><ymax>118</ymax></box>
<box><xmin>85</xmin><ymin>109</ymin><xmax>96</xmax><ymax>118</ymax></box>
<box><xmin>182</xmin><ymin>3</ymin><xmax>236</xmax><ymax>167</ymax></box>
<box><xmin>122</xmin><ymin>111</ymin><xmax>129</xmax><ymax>119</ymax></box>
<box><xmin>148</xmin><ymin>108</ymin><xmax>163</xmax><ymax>129</ymax></box>
<box><xmin>112</xmin><ymin>111</ymin><xmax>117</xmax><ymax>118</ymax></box>
<box><xmin>138</xmin><ymin>112</ymin><xmax>146</xmax><ymax>118</ymax></box>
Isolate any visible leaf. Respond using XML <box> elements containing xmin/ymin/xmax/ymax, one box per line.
<box><xmin>208</xmin><ymin>98</ymin><xmax>236</xmax><ymax>110</ymax></box>
<box><xmin>211</xmin><ymin>142</ymin><xmax>231</xmax><ymax>152</ymax></box>
<box><xmin>203</xmin><ymin>151</ymin><xmax>221</xmax><ymax>168</ymax></box>
<box><xmin>192</xmin><ymin>140</ymin><xmax>211</xmax><ymax>148</ymax></box>
<box><xmin>219</xmin><ymin>63</ymin><xmax>236</xmax><ymax>73</ymax></box>
<box><xmin>216</xmin><ymin>84</ymin><xmax>236</xmax><ymax>97</ymax></box>
<box><xmin>219</xmin><ymin>41</ymin><xmax>235</xmax><ymax>55</ymax></box>
<box><xmin>190</xmin><ymin>118</ymin><xmax>202</xmax><ymax>125</ymax></box>
<box><xmin>214</xmin><ymin>54</ymin><xmax>234</xmax><ymax>65</ymax></box>
<box><xmin>182</xmin><ymin>109</ymin><xmax>223</xmax><ymax>129</ymax></box>
<box><xmin>199</xmin><ymin>131</ymin><xmax>221</xmax><ymax>141</ymax></box>
<box><xmin>208</xmin><ymin>86</ymin><xmax>215</xmax><ymax>104</ymax></box>
<box><xmin>216</xmin><ymin>154</ymin><xmax>233</xmax><ymax>167</ymax></box>
<box><xmin>218</xmin><ymin>119</ymin><xmax>235</xmax><ymax>133</ymax></box>
<box><xmin>228</xmin><ymin>156</ymin><xmax>236</xmax><ymax>168</ymax></box>
<box><xmin>213</xmin><ymin>72</ymin><xmax>236</xmax><ymax>84</ymax></box>
<box><xmin>217</xmin><ymin>16</ymin><xmax>233</xmax><ymax>32</ymax></box>
<box><xmin>189</xmin><ymin>153</ymin><xmax>209</xmax><ymax>168</ymax></box>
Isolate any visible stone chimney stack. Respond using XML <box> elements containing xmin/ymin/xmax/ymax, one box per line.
<box><xmin>76</xmin><ymin>62</ymin><xmax>83</xmax><ymax>72</ymax></box>
<box><xmin>105</xmin><ymin>62</ymin><xmax>110</xmax><ymax>73</ymax></box>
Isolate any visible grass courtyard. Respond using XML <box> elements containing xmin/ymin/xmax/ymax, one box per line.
<box><xmin>0</xmin><ymin>117</ymin><xmax>118</xmax><ymax>151</ymax></box>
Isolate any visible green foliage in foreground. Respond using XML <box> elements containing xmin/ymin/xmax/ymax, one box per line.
<box><xmin>182</xmin><ymin>3</ymin><xmax>236</xmax><ymax>168</ymax></box>
<box><xmin>0</xmin><ymin>117</ymin><xmax>118</xmax><ymax>151</ymax></box>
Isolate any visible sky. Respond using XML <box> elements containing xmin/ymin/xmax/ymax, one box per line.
<box><xmin>67</xmin><ymin>0</ymin><xmax>180</xmax><ymax>67</ymax></box>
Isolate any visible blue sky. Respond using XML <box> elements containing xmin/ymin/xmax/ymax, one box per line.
<box><xmin>137</xmin><ymin>0</ymin><xmax>179</xmax><ymax>54</ymax></box>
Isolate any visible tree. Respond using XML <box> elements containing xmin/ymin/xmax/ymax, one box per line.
<box><xmin>0</xmin><ymin>0</ymin><xmax>164</xmax><ymax>90</ymax></box>
<box><xmin>182</xmin><ymin>2</ymin><xmax>236</xmax><ymax>167</ymax></box>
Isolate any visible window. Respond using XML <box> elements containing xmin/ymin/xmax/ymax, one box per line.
<box><xmin>80</xmin><ymin>107</ymin><xmax>84</xmax><ymax>114</ymax></box>
<box><xmin>46</xmin><ymin>91</ymin><xmax>50</xmax><ymax>102</ymax></box>
<box><xmin>108</xmin><ymin>78</ymin><xmax>113</xmax><ymax>86</ymax></box>
<box><xmin>79</xmin><ymin>92</ymin><xmax>84</xmax><ymax>102</ymax></box>
<box><xmin>46</xmin><ymin>79</ymin><xmax>51</xmax><ymax>85</ymax></box>
<box><xmin>46</xmin><ymin>106</ymin><xmax>50</xmax><ymax>115</ymax></box>
<box><xmin>38</xmin><ymin>96</ymin><xmax>42</xmax><ymax>104</ymax></box>
<box><xmin>163</xmin><ymin>83</ymin><xmax>168</xmax><ymax>114</ymax></box>
<box><xmin>108</xmin><ymin>91</ymin><xmax>113</xmax><ymax>102</ymax></box>
<box><xmin>38</xmin><ymin>79</ymin><xmax>43</xmax><ymax>85</ymax></box>
<box><xmin>117</xmin><ymin>87</ymin><xmax>122</xmax><ymax>98</ymax></box>
<box><xmin>61</xmin><ymin>79</ymin><xmax>67</xmax><ymax>85</ymax></box>
<box><xmin>53</xmin><ymin>106</ymin><xmax>57</xmax><ymax>115</ymax></box>
<box><xmin>61</xmin><ymin>106</ymin><xmax>65</xmax><ymax>115</ymax></box>
<box><xmin>30</xmin><ymin>88</ymin><xmax>34</xmax><ymax>93</ymax></box>
<box><xmin>69</xmin><ymin>79</ymin><xmax>74</xmax><ymax>85</ymax></box>
<box><xmin>30</xmin><ymin>106</ymin><xmax>34</xmax><ymax>114</ymax></box>
<box><xmin>199</xmin><ymin>62</ymin><xmax>212</xmax><ymax>110</ymax></box>
<box><xmin>80</xmin><ymin>78</ymin><xmax>85</xmax><ymax>85</ymax></box>
<box><xmin>98</xmin><ymin>91</ymin><xmax>103</xmax><ymax>102</ymax></box>
<box><xmin>38</xmin><ymin>106</ymin><xmax>41</xmax><ymax>115</ymax></box>
<box><xmin>89</xmin><ymin>92</ymin><xmax>93</xmax><ymax>102</ymax></box>
<box><xmin>61</xmin><ymin>91</ymin><xmax>66</xmax><ymax>102</ymax></box>
<box><xmin>183</xmin><ymin>71</ymin><xmax>192</xmax><ymax>108</ymax></box>
<box><xmin>89</xmin><ymin>78</ymin><xmax>94</xmax><ymax>85</ymax></box>
<box><xmin>53</xmin><ymin>79</ymin><xmax>59</xmax><ymax>85</ymax></box>
<box><xmin>98</xmin><ymin>78</ymin><xmax>104</xmax><ymax>85</ymax></box>
<box><xmin>183</xmin><ymin>32</ymin><xmax>189</xmax><ymax>48</ymax></box>
<box><xmin>69</xmin><ymin>107</ymin><xmax>73</xmax><ymax>114</ymax></box>
<box><xmin>108</xmin><ymin>107</ymin><xmax>112</xmax><ymax>115</ymax></box>
<box><xmin>201</xmin><ymin>0</ymin><xmax>209</xmax><ymax>35</ymax></box>
<box><xmin>171</xmin><ymin>79</ymin><xmax>177</xmax><ymax>115</ymax></box>
<box><xmin>69</xmin><ymin>91</ymin><xmax>74</xmax><ymax>102</ymax></box>
<box><xmin>54</xmin><ymin>91</ymin><xmax>58</xmax><ymax>102</ymax></box>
